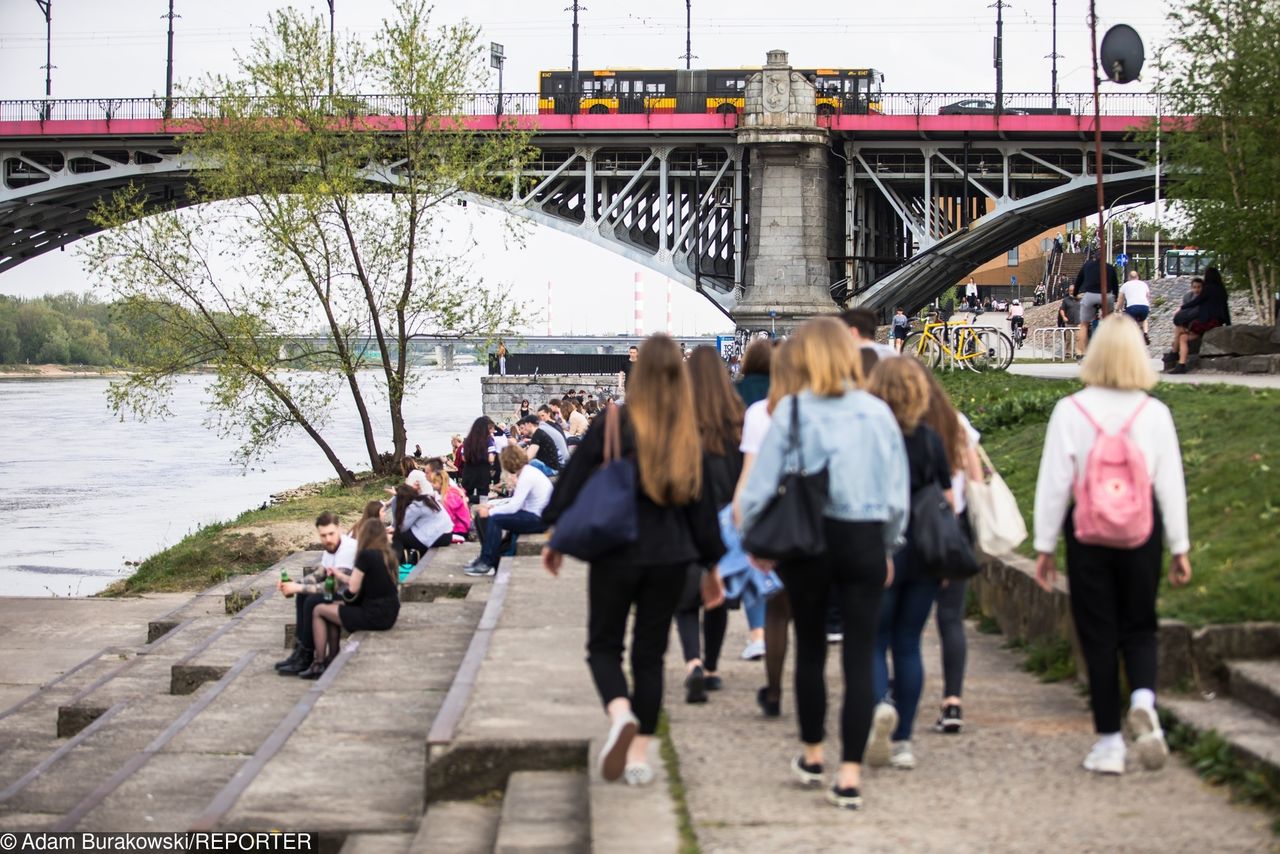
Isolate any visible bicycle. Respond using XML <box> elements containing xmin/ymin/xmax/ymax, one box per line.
<box><xmin>904</xmin><ymin>315</ymin><xmax>1014</xmax><ymax>372</ymax></box>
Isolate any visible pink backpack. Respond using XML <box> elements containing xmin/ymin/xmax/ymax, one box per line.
<box><xmin>1070</xmin><ymin>396</ymin><xmax>1154</xmax><ymax>549</ymax></box>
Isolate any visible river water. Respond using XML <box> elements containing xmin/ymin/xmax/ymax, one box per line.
<box><xmin>0</xmin><ymin>368</ymin><xmax>483</xmax><ymax>597</ymax></box>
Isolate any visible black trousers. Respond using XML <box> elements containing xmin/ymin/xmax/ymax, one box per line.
<box><xmin>460</xmin><ymin>468</ymin><xmax>489</xmax><ymax>505</ymax></box>
<box><xmin>934</xmin><ymin>513</ymin><xmax>974</xmax><ymax>699</ymax></box>
<box><xmin>586</xmin><ymin>561</ymin><xmax>687</xmax><ymax>735</ymax></box>
<box><xmin>777</xmin><ymin>519</ymin><xmax>887</xmax><ymax>763</ymax></box>
<box><xmin>675</xmin><ymin>564</ymin><xmax>727</xmax><ymax>671</ymax></box>
<box><xmin>1065</xmin><ymin>505</ymin><xmax>1163</xmax><ymax>734</ymax></box>
<box><xmin>294</xmin><ymin>592</ymin><xmax>326</xmax><ymax>650</ymax></box>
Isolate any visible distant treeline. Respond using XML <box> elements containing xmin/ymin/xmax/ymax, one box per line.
<box><xmin>0</xmin><ymin>292</ymin><xmax>152</xmax><ymax>366</ymax></box>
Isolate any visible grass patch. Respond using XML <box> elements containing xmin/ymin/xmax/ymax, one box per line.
<box><xmin>976</xmin><ymin>614</ymin><xmax>1003</xmax><ymax>635</ymax></box>
<box><xmin>99</xmin><ymin>475</ymin><xmax>398</xmax><ymax>596</ymax></box>
<box><xmin>938</xmin><ymin>373</ymin><xmax>1280</xmax><ymax>626</ymax></box>
<box><xmin>1022</xmin><ymin>638</ymin><xmax>1078</xmax><ymax>683</ymax></box>
<box><xmin>657</xmin><ymin>711</ymin><xmax>701</xmax><ymax>854</ymax></box>
<box><xmin>1164</xmin><ymin>719</ymin><xmax>1280</xmax><ymax>835</ymax></box>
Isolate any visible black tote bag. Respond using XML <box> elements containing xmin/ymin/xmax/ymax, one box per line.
<box><xmin>741</xmin><ymin>397</ymin><xmax>829</xmax><ymax>562</ymax></box>
<box><xmin>909</xmin><ymin>481</ymin><xmax>980</xmax><ymax>580</ymax></box>
<box><xmin>549</xmin><ymin>404</ymin><xmax>640</xmax><ymax>561</ymax></box>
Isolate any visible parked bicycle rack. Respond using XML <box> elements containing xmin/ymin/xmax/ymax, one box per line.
<box><xmin>1032</xmin><ymin>327</ymin><xmax>1079</xmax><ymax>361</ymax></box>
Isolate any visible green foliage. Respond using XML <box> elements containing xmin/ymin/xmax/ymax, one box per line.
<box><xmin>1019</xmin><ymin>638</ymin><xmax>1077</xmax><ymax>683</ymax></box>
<box><xmin>1147</xmin><ymin>0</ymin><xmax>1280</xmax><ymax>324</ymax></box>
<box><xmin>939</xmin><ymin>374</ymin><xmax>1280</xmax><ymax>626</ymax></box>
<box><xmin>84</xmin><ymin>1</ymin><xmax>533</xmax><ymax>484</ymax></box>
<box><xmin>657</xmin><ymin>712</ymin><xmax>701</xmax><ymax>854</ymax></box>
<box><xmin>0</xmin><ymin>292</ymin><xmax>161</xmax><ymax>367</ymax></box>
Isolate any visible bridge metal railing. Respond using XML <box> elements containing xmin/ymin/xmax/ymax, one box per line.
<box><xmin>489</xmin><ymin>352</ymin><xmax>631</xmax><ymax>376</ymax></box>
<box><xmin>0</xmin><ymin>91</ymin><xmax>1173</xmax><ymax>125</ymax></box>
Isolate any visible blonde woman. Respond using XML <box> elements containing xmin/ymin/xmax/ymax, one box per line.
<box><xmin>542</xmin><ymin>335</ymin><xmax>724</xmax><ymax>787</ymax></box>
<box><xmin>741</xmin><ymin>317</ymin><xmax>909</xmax><ymax>810</ymax></box>
<box><xmin>563</xmin><ymin>398</ymin><xmax>590</xmax><ymax>438</ymax></box>
<box><xmin>1034</xmin><ymin>314</ymin><xmax>1191</xmax><ymax>775</ymax></box>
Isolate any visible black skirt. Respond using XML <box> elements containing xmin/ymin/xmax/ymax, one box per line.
<box><xmin>339</xmin><ymin>596</ymin><xmax>400</xmax><ymax>632</ymax></box>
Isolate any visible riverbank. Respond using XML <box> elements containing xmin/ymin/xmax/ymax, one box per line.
<box><xmin>939</xmin><ymin>372</ymin><xmax>1280</xmax><ymax>626</ymax></box>
<box><xmin>0</xmin><ymin>363</ymin><xmax>130</xmax><ymax>379</ymax></box>
<box><xmin>99</xmin><ymin>473</ymin><xmax>398</xmax><ymax>597</ymax></box>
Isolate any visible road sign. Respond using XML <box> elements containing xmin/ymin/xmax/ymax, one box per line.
<box><xmin>1116</xmin><ymin>253</ymin><xmax>1129</xmax><ymax>266</ymax></box>
<box><xmin>490</xmin><ymin>42</ymin><xmax>505</xmax><ymax>69</ymax></box>
<box><xmin>1010</xmin><ymin>275</ymin><xmax>1017</xmax><ymax>286</ymax></box>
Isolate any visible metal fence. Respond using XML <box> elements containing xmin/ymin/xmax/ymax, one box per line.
<box><xmin>0</xmin><ymin>91</ymin><xmax>1176</xmax><ymax>124</ymax></box>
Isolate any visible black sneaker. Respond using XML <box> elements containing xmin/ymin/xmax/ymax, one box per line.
<box><xmin>934</xmin><ymin>704</ymin><xmax>963</xmax><ymax>734</ymax></box>
<box><xmin>1169</xmin><ymin>363</ymin><xmax>1188</xmax><ymax>375</ymax></box>
<box><xmin>790</xmin><ymin>755</ymin><xmax>824</xmax><ymax>787</ymax></box>
<box><xmin>685</xmin><ymin>665</ymin><xmax>708</xmax><ymax>704</ymax></box>
<box><xmin>826</xmin><ymin>784</ymin><xmax>863</xmax><ymax>810</ymax></box>
<box><xmin>705</xmin><ymin>675</ymin><xmax>723</xmax><ymax>692</ymax></box>
<box><xmin>757</xmin><ymin>686</ymin><xmax>781</xmax><ymax>718</ymax></box>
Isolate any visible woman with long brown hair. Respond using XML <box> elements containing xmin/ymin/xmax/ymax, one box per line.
<box><xmin>303</xmin><ymin>517</ymin><xmax>401</xmax><ymax>679</ymax></box>
<box><xmin>675</xmin><ymin>347</ymin><xmax>745</xmax><ymax>703</ymax></box>
<box><xmin>740</xmin><ymin>317</ymin><xmax>909</xmax><ymax>810</ymax></box>
<box><xmin>542</xmin><ymin>335</ymin><xmax>724</xmax><ymax>787</ymax></box>
<box><xmin>864</xmin><ymin>356</ymin><xmax>955</xmax><ymax>773</ymax></box>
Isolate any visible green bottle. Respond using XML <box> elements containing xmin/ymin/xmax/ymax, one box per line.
<box><xmin>280</xmin><ymin>569</ymin><xmax>293</xmax><ymax>598</ymax></box>
<box><xmin>323</xmin><ymin>574</ymin><xmax>335</xmax><ymax>602</ymax></box>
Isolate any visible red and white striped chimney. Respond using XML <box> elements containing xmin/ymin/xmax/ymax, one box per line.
<box><xmin>633</xmin><ymin>271</ymin><xmax>645</xmax><ymax>337</ymax></box>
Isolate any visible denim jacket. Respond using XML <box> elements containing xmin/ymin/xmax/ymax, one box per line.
<box><xmin>739</xmin><ymin>389</ymin><xmax>910</xmax><ymax>551</ymax></box>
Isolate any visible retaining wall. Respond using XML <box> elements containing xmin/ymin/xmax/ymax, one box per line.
<box><xmin>973</xmin><ymin>553</ymin><xmax>1280</xmax><ymax>691</ymax></box>
<box><xmin>481</xmin><ymin>374</ymin><xmax>621</xmax><ymax>423</ymax></box>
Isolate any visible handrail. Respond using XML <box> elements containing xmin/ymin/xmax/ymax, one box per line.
<box><xmin>0</xmin><ymin>91</ymin><xmax>1178</xmax><ymax>124</ymax></box>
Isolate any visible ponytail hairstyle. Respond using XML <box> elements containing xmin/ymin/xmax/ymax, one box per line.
<box><xmin>354</xmin><ymin>517</ymin><xmax>399</xmax><ymax>582</ymax></box>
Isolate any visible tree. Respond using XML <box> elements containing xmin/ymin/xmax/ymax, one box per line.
<box><xmin>86</xmin><ymin>3</ymin><xmax>531</xmax><ymax>485</ymax></box>
<box><xmin>1153</xmin><ymin>0</ymin><xmax>1280</xmax><ymax>325</ymax></box>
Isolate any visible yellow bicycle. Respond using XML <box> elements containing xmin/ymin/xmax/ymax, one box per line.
<box><xmin>903</xmin><ymin>315</ymin><xmax>1014</xmax><ymax>372</ymax></box>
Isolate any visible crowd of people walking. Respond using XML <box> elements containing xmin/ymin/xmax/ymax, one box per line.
<box><xmin>532</xmin><ymin>311</ymin><xmax>1191</xmax><ymax>811</ymax></box>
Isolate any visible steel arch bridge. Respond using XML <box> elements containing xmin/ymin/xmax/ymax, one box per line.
<box><xmin>0</xmin><ymin>90</ymin><xmax>1171</xmax><ymax>317</ymax></box>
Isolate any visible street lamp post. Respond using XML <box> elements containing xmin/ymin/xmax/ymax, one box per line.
<box><xmin>490</xmin><ymin>43</ymin><xmax>505</xmax><ymax>119</ymax></box>
<box><xmin>683</xmin><ymin>0</ymin><xmax>693</xmax><ymax>70</ymax></box>
<box><xmin>34</xmin><ymin>0</ymin><xmax>53</xmax><ymax>116</ymax></box>
<box><xmin>990</xmin><ymin>0</ymin><xmax>1007</xmax><ymax>114</ymax></box>
<box><xmin>164</xmin><ymin>0</ymin><xmax>178</xmax><ymax>120</ymax></box>
<box><xmin>326</xmin><ymin>0</ymin><xmax>335</xmax><ymax>99</ymax></box>
<box><xmin>567</xmin><ymin>2</ymin><xmax>585</xmax><ymax>104</ymax></box>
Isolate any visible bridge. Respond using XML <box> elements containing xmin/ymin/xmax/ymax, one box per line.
<box><xmin>0</xmin><ymin>51</ymin><xmax>1175</xmax><ymax>328</ymax></box>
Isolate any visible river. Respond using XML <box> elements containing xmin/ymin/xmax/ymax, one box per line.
<box><xmin>0</xmin><ymin>368</ymin><xmax>484</xmax><ymax>597</ymax></box>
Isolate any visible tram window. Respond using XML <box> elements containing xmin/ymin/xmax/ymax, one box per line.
<box><xmin>646</xmin><ymin>82</ymin><xmax>667</xmax><ymax>94</ymax></box>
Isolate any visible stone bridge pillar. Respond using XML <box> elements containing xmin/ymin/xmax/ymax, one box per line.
<box><xmin>734</xmin><ymin>50</ymin><xmax>834</xmax><ymax>333</ymax></box>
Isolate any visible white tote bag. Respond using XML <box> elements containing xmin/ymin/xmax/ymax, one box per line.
<box><xmin>965</xmin><ymin>445</ymin><xmax>1027</xmax><ymax>556</ymax></box>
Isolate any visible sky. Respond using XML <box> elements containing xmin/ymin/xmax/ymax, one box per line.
<box><xmin>0</xmin><ymin>0</ymin><xmax>1176</xmax><ymax>334</ymax></box>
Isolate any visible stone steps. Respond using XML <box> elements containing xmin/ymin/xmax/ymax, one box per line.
<box><xmin>0</xmin><ymin>547</ymin><xmax>497</xmax><ymax>841</ymax></box>
<box><xmin>1227</xmin><ymin>659</ymin><xmax>1280</xmax><ymax>722</ymax></box>
<box><xmin>494</xmin><ymin>770</ymin><xmax>590</xmax><ymax>854</ymax></box>
<box><xmin>410</xmin><ymin>800</ymin><xmax>501</xmax><ymax>854</ymax></box>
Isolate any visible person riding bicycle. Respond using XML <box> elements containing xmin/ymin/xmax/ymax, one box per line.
<box><xmin>1007</xmin><ymin>299</ymin><xmax>1026</xmax><ymax>345</ymax></box>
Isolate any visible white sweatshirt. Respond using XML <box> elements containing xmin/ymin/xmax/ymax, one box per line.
<box><xmin>1033</xmin><ymin>387</ymin><xmax>1189</xmax><ymax>555</ymax></box>
<box><xmin>489</xmin><ymin>464</ymin><xmax>553</xmax><ymax>518</ymax></box>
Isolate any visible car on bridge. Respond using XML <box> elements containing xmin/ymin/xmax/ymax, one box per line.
<box><xmin>939</xmin><ymin>98</ymin><xmax>1029</xmax><ymax>115</ymax></box>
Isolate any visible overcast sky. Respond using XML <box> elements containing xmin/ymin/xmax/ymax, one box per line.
<box><xmin>0</xmin><ymin>0</ymin><xmax>1174</xmax><ymax>333</ymax></box>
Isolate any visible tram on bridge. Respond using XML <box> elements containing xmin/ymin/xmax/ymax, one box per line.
<box><xmin>538</xmin><ymin>66</ymin><xmax>885</xmax><ymax>116</ymax></box>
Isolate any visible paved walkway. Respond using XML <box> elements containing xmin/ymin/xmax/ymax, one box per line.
<box><xmin>1010</xmin><ymin>361</ymin><xmax>1280</xmax><ymax>389</ymax></box>
<box><xmin>663</xmin><ymin>609</ymin><xmax>1276</xmax><ymax>852</ymax></box>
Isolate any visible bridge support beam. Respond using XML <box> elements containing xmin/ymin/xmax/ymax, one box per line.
<box><xmin>733</xmin><ymin>50</ymin><xmax>836</xmax><ymax>334</ymax></box>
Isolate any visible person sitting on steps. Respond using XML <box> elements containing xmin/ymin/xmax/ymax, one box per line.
<box><xmin>465</xmin><ymin>444</ymin><xmax>553</xmax><ymax>578</ymax></box>
<box><xmin>389</xmin><ymin>484</ymin><xmax>453</xmax><ymax>566</ymax></box>
<box><xmin>304</xmin><ymin>518</ymin><xmax>403</xmax><ymax>680</ymax></box>
<box><xmin>1169</xmin><ymin>267</ymin><xmax>1231</xmax><ymax>374</ymax></box>
<box><xmin>276</xmin><ymin>512</ymin><xmax>357</xmax><ymax>677</ymax></box>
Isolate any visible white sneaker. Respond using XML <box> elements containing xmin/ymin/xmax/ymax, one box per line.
<box><xmin>624</xmin><ymin>762</ymin><xmax>654</xmax><ymax>786</ymax></box>
<box><xmin>598</xmin><ymin>711</ymin><xmax>638</xmax><ymax>782</ymax></box>
<box><xmin>1127</xmin><ymin>706</ymin><xmax>1169</xmax><ymax>771</ymax></box>
<box><xmin>889</xmin><ymin>740</ymin><xmax>916</xmax><ymax>770</ymax></box>
<box><xmin>1082</xmin><ymin>741</ymin><xmax>1126</xmax><ymax>775</ymax></box>
<box><xmin>865</xmin><ymin>702</ymin><xmax>898</xmax><ymax>768</ymax></box>
<box><xmin>740</xmin><ymin>639</ymin><xmax>765</xmax><ymax>661</ymax></box>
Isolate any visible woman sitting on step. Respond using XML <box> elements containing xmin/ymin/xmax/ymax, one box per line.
<box><xmin>302</xmin><ymin>518</ymin><xmax>402</xmax><ymax>679</ymax></box>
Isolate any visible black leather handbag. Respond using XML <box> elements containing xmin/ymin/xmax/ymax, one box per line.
<box><xmin>741</xmin><ymin>397</ymin><xmax>829</xmax><ymax>562</ymax></box>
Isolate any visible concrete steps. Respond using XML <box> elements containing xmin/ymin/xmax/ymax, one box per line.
<box><xmin>1163</xmin><ymin>656</ymin><xmax>1280</xmax><ymax>781</ymax></box>
<box><xmin>494</xmin><ymin>770</ymin><xmax>589</xmax><ymax>854</ymax></box>
<box><xmin>0</xmin><ymin>546</ymin><xmax>496</xmax><ymax>843</ymax></box>
<box><xmin>410</xmin><ymin>801</ymin><xmax>501</xmax><ymax>854</ymax></box>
